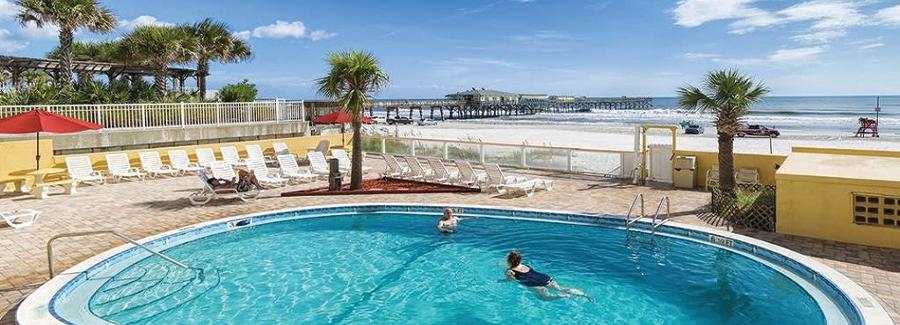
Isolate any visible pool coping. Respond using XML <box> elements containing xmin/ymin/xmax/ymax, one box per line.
<box><xmin>16</xmin><ymin>203</ymin><xmax>894</xmax><ymax>325</ymax></box>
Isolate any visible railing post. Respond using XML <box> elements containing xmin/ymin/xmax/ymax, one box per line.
<box><xmin>215</xmin><ymin>102</ymin><xmax>221</xmax><ymax>126</ymax></box>
<box><xmin>275</xmin><ymin>98</ymin><xmax>281</xmax><ymax>122</ymax></box>
<box><xmin>381</xmin><ymin>138</ymin><xmax>386</xmax><ymax>154</ymax></box>
<box><xmin>479</xmin><ymin>143</ymin><xmax>485</xmax><ymax>163</ymax></box>
<box><xmin>520</xmin><ymin>145</ymin><xmax>527</xmax><ymax>168</ymax></box>
<box><xmin>246</xmin><ymin>102</ymin><xmax>252</xmax><ymax>123</ymax></box>
<box><xmin>94</xmin><ymin>105</ymin><xmax>102</xmax><ymax>126</ymax></box>
<box><xmin>179</xmin><ymin>102</ymin><xmax>186</xmax><ymax>128</ymax></box>
<box><xmin>300</xmin><ymin>100</ymin><xmax>306</xmax><ymax>122</ymax></box>
<box><xmin>443</xmin><ymin>142</ymin><xmax>449</xmax><ymax>160</ymax></box>
<box><xmin>140</xmin><ymin>104</ymin><xmax>146</xmax><ymax>129</ymax></box>
<box><xmin>567</xmin><ymin>149</ymin><xmax>573</xmax><ymax>172</ymax></box>
<box><xmin>410</xmin><ymin>140</ymin><xmax>416</xmax><ymax>156</ymax></box>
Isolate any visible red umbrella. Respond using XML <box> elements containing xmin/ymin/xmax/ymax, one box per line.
<box><xmin>313</xmin><ymin>111</ymin><xmax>374</xmax><ymax>124</ymax></box>
<box><xmin>0</xmin><ymin>109</ymin><xmax>103</xmax><ymax>169</ymax></box>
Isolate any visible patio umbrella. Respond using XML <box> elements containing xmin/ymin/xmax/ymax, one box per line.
<box><xmin>312</xmin><ymin>111</ymin><xmax>374</xmax><ymax>124</ymax></box>
<box><xmin>0</xmin><ymin>109</ymin><xmax>102</xmax><ymax>170</ymax></box>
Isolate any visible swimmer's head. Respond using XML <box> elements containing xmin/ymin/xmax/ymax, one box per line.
<box><xmin>441</xmin><ymin>208</ymin><xmax>453</xmax><ymax>220</ymax></box>
<box><xmin>507</xmin><ymin>251</ymin><xmax>522</xmax><ymax>268</ymax></box>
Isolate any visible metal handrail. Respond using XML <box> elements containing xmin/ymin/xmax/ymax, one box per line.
<box><xmin>624</xmin><ymin>193</ymin><xmax>644</xmax><ymax>229</ymax></box>
<box><xmin>650</xmin><ymin>196</ymin><xmax>671</xmax><ymax>234</ymax></box>
<box><xmin>47</xmin><ymin>230</ymin><xmax>189</xmax><ymax>278</ymax></box>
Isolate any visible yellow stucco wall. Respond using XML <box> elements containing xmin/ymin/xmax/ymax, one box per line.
<box><xmin>674</xmin><ymin>150</ymin><xmax>787</xmax><ymax>187</ymax></box>
<box><xmin>0</xmin><ymin>139</ymin><xmax>55</xmax><ymax>187</ymax></box>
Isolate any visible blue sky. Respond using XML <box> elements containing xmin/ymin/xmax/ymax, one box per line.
<box><xmin>1</xmin><ymin>0</ymin><xmax>899</xmax><ymax>98</ymax></box>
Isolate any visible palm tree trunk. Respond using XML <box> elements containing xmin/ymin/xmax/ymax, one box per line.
<box><xmin>154</xmin><ymin>63</ymin><xmax>168</xmax><ymax>97</ymax></box>
<box><xmin>717</xmin><ymin>132</ymin><xmax>736</xmax><ymax>196</ymax></box>
<box><xmin>58</xmin><ymin>28</ymin><xmax>74</xmax><ymax>85</ymax></box>
<box><xmin>350</xmin><ymin>114</ymin><xmax>363</xmax><ymax>190</ymax></box>
<box><xmin>197</xmin><ymin>59</ymin><xmax>208</xmax><ymax>99</ymax></box>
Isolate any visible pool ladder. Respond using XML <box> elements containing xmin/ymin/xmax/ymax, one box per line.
<box><xmin>624</xmin><ymin>194</ymin><xmax>671</xmax><ymax>236</ymax></box>
<box><xmin>47</xmin><ymin>230</ymin><xmax>190</xmax><ymax>278</ymax></box>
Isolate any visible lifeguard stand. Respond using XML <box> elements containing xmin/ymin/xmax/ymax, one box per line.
<box><xmin>855</xmin><ymin>118</ymin><xmax>879</xmax><ymax>137</ymax></box>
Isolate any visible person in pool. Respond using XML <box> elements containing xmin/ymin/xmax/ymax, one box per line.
<box><xmin>436</xmin><ymin>208</ymin><xmax>460</xmax><ymax>233</ymax></box>
<box><xmin>505</xmin><ymin>251</ymin><xmax>592</xmax><ymax>301</ymax></box>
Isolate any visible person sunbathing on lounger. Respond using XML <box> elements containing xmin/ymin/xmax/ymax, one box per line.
<box><xmin>206</xmin><ymin>170</ymin><xmax>265</xmax><ymax>191</ymax></box>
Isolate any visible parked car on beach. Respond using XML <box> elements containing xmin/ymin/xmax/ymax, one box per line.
<box><xmin>387</xmin><ymin>116</ymin><xmax>414</xmax><ymax>125</ymax></box>
<box><xmin>737</xmin><ymin>124</ymin><xmax>780</xmax><ymax>137</ymax></box>
<box><xmin>416</xmin><ymin>118</ymin><xmax>438</xmax><ymax>126</ymax></box>
<box><xmin>684</xmin><ymin>124</ymin><xmax>704</xmax><ymax>134</ymax></box>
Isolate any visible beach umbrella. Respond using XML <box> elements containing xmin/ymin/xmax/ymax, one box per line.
<box><xmin>312</xmin><ymin>111</ymin><xmax>374</xmax><ymax>124</ymax></box>
<box><xmin>0</xmin><ymin>109</ymin><xmax>102</xmax><ymax>170</ymax></box>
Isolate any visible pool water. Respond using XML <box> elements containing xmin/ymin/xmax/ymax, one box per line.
<box><xmin>87</xmin><ymin>214</ymin><xmax>827</xmax><ymax>324</ymax></box>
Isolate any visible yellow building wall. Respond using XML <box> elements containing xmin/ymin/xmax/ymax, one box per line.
<box><xmin>675</xmin><ymin>150</ymin><xmax>787</xmax><ymax>187</ymax></box>
<box><xmin>0</xmin><ymin>139</ymin><xmax>55</xmax><ymax>189</ymax></box>
<box><xmin>776</xmin><ymin>177</ymin><xmax>900</xmax><ymax>249</ymax></box>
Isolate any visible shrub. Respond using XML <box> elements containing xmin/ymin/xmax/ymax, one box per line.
<box><xmin>217</xmin><ymin>79</ymin><xmax>257</xmax><ymax>102</ymax></box>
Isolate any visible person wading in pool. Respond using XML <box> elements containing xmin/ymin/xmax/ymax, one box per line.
<box><xmin>505</xmin><ymin>251</ymin><xmax>592</xmax><ymax>301</ymax></box>
<box><xmin>436</xmin><ymin>208</ymin><xmax>460</xmax><ymax>233</ymax></box>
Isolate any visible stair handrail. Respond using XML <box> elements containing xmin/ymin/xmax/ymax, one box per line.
<box><xmin>47</xmin><ymin>230</ymin><xmax>189</xmax><ymax>278</ymax></box>
<box><xmin>624</xmin><ymin>193</ymin><xmax>645</xmax><ymax>230</ymax></box>
<box><xmin>651</xmin><ymin>196</ymin><xmax>671</xmax><ymax>234</ymax></box>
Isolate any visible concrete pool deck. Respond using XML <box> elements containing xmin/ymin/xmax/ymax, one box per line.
<box><xmin>0</xmin><ymin>159</ymin><xmax>897</xmax><ymax>324</ymax></box>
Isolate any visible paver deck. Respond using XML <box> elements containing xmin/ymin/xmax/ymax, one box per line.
<box><xmin>0</xmin><ymin>160</ymin><xmax>897</xmax><ymax>324</ymax></box>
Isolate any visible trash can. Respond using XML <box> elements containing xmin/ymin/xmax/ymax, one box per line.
<box><xmin>328</xmin><ymin>158</ymin><xmax>342</xmax><ymax>191</ymax></box>
<box><xmin>673</xmin><ymin>156</ymin><xmax>697</xmax><ymax>189</ymax></box>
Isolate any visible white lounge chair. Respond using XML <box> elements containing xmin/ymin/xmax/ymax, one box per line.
<box><xmin>195</xmin><ymin>148</ymin><xmax>217</xmax><ymax>168</ymax></box>
<box><xmin>105</xmin><ymin>153</ymin><xmax>145</xmax><ymax>182</ymax></box>
<box><xmin>273</xmin><ymin>142</ymin><xmax>294</xmax><ymax>157</ymax></box>
<box><xmin>706</xmin><ymin>165</ymin><xmax>720</xmax><ymax>191</ymax></box>
<box><xmin>168</xmin><ymin>150</ymin><xmax>204</xmax><ymax>175</ymax></box>
<box><xmin>497</xmin><ymin>179</ymin><xmax>554</xmax><ymax>197</ymax></box>
<box><xmin>277</xmin><ymin>154</ymin><xmax>318</xmax><ymax>183</ymax></box>
<box><xmin>245</xmin><ymin>157</ymin><xmax>288</xmax><ymax>187</ymax></box>
<box><xmin>138</xmin><ymin>151</ymin><xmax>179</xmax><ymax>178</ymax></box>
<box><xmin>65</xmin><ymin>156</ymin><xmax>105</xmax><ymax>185</ymax></box>
<box><xmin>332</xmin><ymin>149</ymin><xmax>372</xmax><ymax>174</ymax></box>
<box><xmin>306</xmin><ymin>151</ymin><xmax>332</xmax><ymax>176</ymax></box>
<box><xmin>246</xmin><ymin>144</ymin><xmax>276</xmax><ymax>165</ymax></box>
<box><xmin>454</xmin><ymin>160</ymin><xmax>485</xmax><ymax>188</ymax></box>
<box><xmin>1</xmin><ymin>209</ymin><xmax>41</xmax><ymax>229</ymax></box>
<box><xmin>427</xmin><ymin>159</ymin><xmax>459</xmax><ymax>184</ymax></box>
<box><xmin>382</xmin><ymin>154</ymin><xmax>410</xmax><ymax>178</ymax></box>
<box><xmin>220</xmin><ymin>146</ymin><xmax>245</xmax><ymax>167</ymax></box>
<box><xmin>736</xmin><ymin>168</ymin><xmax>760</xmax><ymax>185</ymax></box>
<box><xmin>188</xmin><ymin>167</ymin><xmax>259</xmax><ymax>206</ymax></box>
<box><xmin>483</xmin><ymin>163</ymin><xmax>527</xmax><ymax>192</ymax></box>
<box><xmin>311</xmin><ymin>140</ymin><xmax>330</xmax><ymax>155</ymax></box>
<box><xmin>403</xmin><ymin>157</ymin><xmax>432</xmax><ymax>181</ymax></box>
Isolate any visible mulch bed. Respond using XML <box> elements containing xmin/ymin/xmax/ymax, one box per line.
<box><xmin>281</xmin><ymin>177</ymin><xmax>481</xmax><ymax>196</ymax></box>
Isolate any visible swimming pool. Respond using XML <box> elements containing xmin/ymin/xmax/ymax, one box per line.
<box><xmin>19</xmin><ymin>204</ymin><xmax>892</xmax><ymax>324</ymax></box>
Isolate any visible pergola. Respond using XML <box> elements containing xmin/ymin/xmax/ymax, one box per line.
<box><xmin>0</xmin><ymin>55</ymin><xmax>198</xmax><ymax>91</ymax></box>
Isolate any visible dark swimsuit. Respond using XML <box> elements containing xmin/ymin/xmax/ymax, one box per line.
<box><xmin>511</xmin><ymin>265</ymin><xmax>552</xmax><ymax>287</ymax></box>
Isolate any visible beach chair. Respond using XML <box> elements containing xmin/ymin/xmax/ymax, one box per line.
<box><xmin>332</xmin><ymin>149</ymin><xmax>372</xmax><ymax>174</ymax></box>
<box><xmin>403</xmin><ymin>156</ymin><xmax>432</xmax><ymax>181</ymax></box>
<box><xmin>220</xmin><ymin>146</ymin><xmax>245</xmax><ymax>167</ymax></box>
<box><xmin>497</xmin><ymin>179</ymin><xmax>555</xmax><ymax>197</ymax></box>
<box><xmin>735</xmin><ymin>168</ymin><xmax>760</xmax><ymax>185</ymax></box>
<box><xmin>138</xmin><ymin>151</ymin><xmax>179</xmax><ymax>178</ymax></box>
<box><xmin>188</xmin><ymin>168</ymin><xmax>259</xmax><ymax>206</ymax></box>
<box><xmin>483</xmin><ymin>163</ymin><xmax>527</xmax><ymax>192</ymax></box>
<box><xmin>277</xmin><ymin>154</ymin><xmax>318</xmax><ymax>183</ymax></box>
<box><xmin>273</xmin><ymin>142</ymin><xmax>292</xmax><ymax>156</ymax></box>
<box><xmin>1</xmin><ymin>209</ymin><xmax>41</xmax><ymax>229</ymax></box>
<box><xmin>382</xmin><ymin>155</ymin><xmax>410</xmax><ymax>178</ymax></box>
<box><xmin>310</xmin><ymin>140</ymin><xmax>330</xmax><ymax>155</ymax></box>
<box><xmin>427</xmin><ymin>158</ymin><xmax>459</xmax><ymax>184</ymax></box>
<box><xmin>168</xmin><ymin>150</ymin><xmax>204</xmax><ymax>175</ymax></box>
<box><xmin>454</xmin><ymin>160</ymin><xmax>485</xmax><ymax>188</ymax></box>
<box><xmin>65</xmin><ymin>156</ymin><xmax>105</xmax><ymax>185</ymax></box>
<box><xmin>705</xmin><ymin>165</ymin><xmax>720</xmax><ymax>191</ymax></box>
<box><xmin>105</xmin><ymin>153</ymin><xmax>145</xmax><ymax>182</ymax></box>
<box><xmin>246</xmin><ymin>144</ymin><xmax>276</xmax><ymax>165</ymax></box>
<box><xmin>306</xmin><ymin>151</ymin><xmax>331</xmax><ymax>176</ymax></box>
<box><xmin>245</xmin><ymin>157</ymin><xmax>288</xmax><ymax>187</ymax></box>
<box><xmin>195</xmin><ymin>148</ymin><xmax>217</xmax><ymax>168</ymax></box>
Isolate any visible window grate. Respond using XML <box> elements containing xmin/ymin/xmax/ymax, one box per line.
<box><xmin>853</xmin><ymin>193</ymin><xmax>899</xmax><ymax>227</ymax></box>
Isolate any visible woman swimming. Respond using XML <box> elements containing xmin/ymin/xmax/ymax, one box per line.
<box><xmin>436</xmin><ymin>208</ymin><xmax>460</xmax><ymax>233</ymax></box>
<box><xmin>505</xmin><ymin>251</ymin><xmax>591</xmax><ymax>301</ymax></box>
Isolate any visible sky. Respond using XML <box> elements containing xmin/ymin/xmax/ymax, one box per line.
<box><xmin>0</xmin><ymin>0</ymin><xmax>899</xmax><ymax>98</ymax></box>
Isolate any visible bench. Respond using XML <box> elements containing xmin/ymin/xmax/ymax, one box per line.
<box><xmin>0</xmin><ymin>177</ymin><xmax>29</xmax><ymax>193</ymax></box>
<box><xmin>32</xmin><ymin>179</ymin><xmax>78</xmax><ymax>200</ymax></box>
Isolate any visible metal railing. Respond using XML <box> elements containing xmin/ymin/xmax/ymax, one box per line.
<box><xmin>625</xmin><ymin>193</ymin><xmax>645</xmax><ymax>230</ymax></box>
<box><xmin>0</xmin><ymin>99</ymin><xmax>306</xmax><ymax>131</ymax></box>
<box><xmin>650</xmin><ymin>196</ymin><xmax>671</xmax><ymax>234</ymax></box>
<box><xmin>363</xmin><ymin>135</ymin><xmax>632</xmax><ymax>176</ymax></box>
<box><xmin>47</xmin><ymin>230</ymin><xmax>189</xmax><ymax>278</ymax></box>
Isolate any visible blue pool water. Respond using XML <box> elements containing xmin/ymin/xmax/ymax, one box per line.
<box><xmin>82</xmin><ymin>213</ymin><xmax>829</xmax><ymax>324</ymax></box>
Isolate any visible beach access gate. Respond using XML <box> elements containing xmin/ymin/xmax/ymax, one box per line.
<box><xmin>776</xmin><ymin>147</ymin><xmax>900</xmax><ymax>249</ymax></box>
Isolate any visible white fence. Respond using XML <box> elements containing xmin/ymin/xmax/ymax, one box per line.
<box><xmin>363</xmin><ymin>136</ymin><xmax>634</xmax><ymax>177</ymax></box>
<box><xmin>0</xmin><ymin>99</ymin><xmax>306</xmax><ymax>130</ymax></box>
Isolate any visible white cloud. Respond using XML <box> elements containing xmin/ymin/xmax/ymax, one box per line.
<box><xmin>119</xmin><ymin>15</ymin><xmax>172</xmax><ymax>30</ymax></box>
<box><xmin>858</xmin><ymin>42</ymin><xmax>884</xmax><ymax>50</ymax></box>
<box><xmin>0</xmin><ymin>0</ymin><xmax>17</xmax><ymax>19</ymax></box>
<box><xmin>252</xmin><ymin>20</ymin><xmax>306</xmax><ymax>38</ymax></box>
<box><xmin>673</xmin><ymin>0</ymin><xmax>764</xmax><ymax>28</ymax></box>
<box><xmin>792</xmin><ymin>30</ymin><xmax>846</xmax><ymax>43</ymax></box>
<box><xmin>439</xmin><ymin>57</ymin><xmax>519</xmax><ymax>68</ymax></box>
<box><xmin>682</xmin><ymin>52</ymin><xmax>720</xmax><ymax>60</ymax></box>
<box><xmin>0</xmin><ymin>28</ymin><xmax>27</xmax><ymax>51</ymax></box>
<box><xmin>767</xmin><ymin>46</ymin><xmax>824</xmax><ymax>63</ymax></box>
<box><xmin>20</xmin><ymin>21</ymin><xmax>58</xmax><ymax>40</ymax></box>
<box><xmin>308</xmin><ymin>30</ymin><xmax>336</xmax><ymax>41</ymax></box>
<box><xmin>876</xmin><ymin>5</ymin><xmax>900</xmax><ymax>25</ymax></box>
<box><xmin>232</xmin><ymin>30</ymin><xmax>250</xmax><ymax>40</ymax></box>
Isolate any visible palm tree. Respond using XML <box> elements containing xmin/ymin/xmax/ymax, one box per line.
<box><xmin>677</xmin><ymin>69</ymin><xmax>769</xmax><ymax>196</ymax></box>
<box><xmin>316</xmin><ymin>51</ymin><xmax>389</xmax><ymax>190</ymax></box>
<box><xmin>120</xmin><ymin>25</ymin><xmax>191</xmax><ymax>97</ymax></box>
<box><xmin>17</xmin><ymin>0</ymin><xmax>117</xmax><ymax>85</ymax></box>
<box><xmin>184</xmin><ymin>18</ymin><xmax>252</xmax><ymax>99</ymax></box>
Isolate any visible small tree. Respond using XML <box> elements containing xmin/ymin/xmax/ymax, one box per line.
<box><xmin>120</xmin><ymin>25</ymin><xmax>191</xmax><ymax>97</ymax></box>
<box><xmin>217</xmin><ymin>79</ymin><xmax>257</xmax><ymax>102</ymax></box>
<box><xmin>184</xmin><ymin>18</ymin><xmax>252</xmax><ymax>99</ymax></box>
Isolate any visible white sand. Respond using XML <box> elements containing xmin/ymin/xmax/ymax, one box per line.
<box><xmin>366</xmin><ymin>121</ymin><xmax>900</xmax><ymax>155</ymax></box>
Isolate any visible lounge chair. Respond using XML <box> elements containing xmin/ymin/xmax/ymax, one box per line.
<box><xmin>277</xmin><ymin>154</ymin><xmax>318</xmax><ymax>183</ymax></box>
<box><xmin>427</xmin><ymin>159</ymin><xmax>459</xmax><ymax>184</ymax></box>
<box><xmin>188</xmin><ymin>168</ymin><xmax>259</xmax><ymax>206</ymax></box>
<box><xmin>273</xmin><ymin>142</ymin><xmax>292</xmax><ymax>156</ymax></box>
<box><xmin>332</xmin><ymin>149</ymin><xmax>372</xmax><ymax>174</ymax></box>
<box><xmin>403</xmin><ymin>156</ymin><xmax>432</xmax><ymax>181</ymax></box>
<box><xmin>706</xmin><ymin>165</ymin><xmax>720</xmax><ymax>191</ymax></box>
<box><xmin>245</xmin><ymin>157</ymin><xmax>288</xmax><ymax>187</ymax></box>
<box><xmin>382</xmin><ymin>154</ymin><xmax>410</xmax><ymax>178</ymax></box>
<box><xmin>497</xmin><ymin>179</ymin><xmax>554</xmax><ymax>197</ymax></box>
<box><xmin>246</xmin><ymin>144</ymin><xmax>276</xmax><ymax>165</ymax></box>
<box><xmin>1</xmin><ymin>209</ymin><xmax>41</xmax><ymax>229</ymax></box>
<box><xmin>105</xmin><ymin>153</ymin><xmax>145</xmax><ymax>182</ymax></box>
<box><xmin>138</xmin><ymin>151</ymin><xmax>179</xmax><ymax>178</ymax></box>
<box><xmin>454</xmin><ymin>160</ymin><xmax>485</xmax><ymax>188</ymax></box>
<box><xmin>311</xmin><ymin>140</ymin><xmax>330</xmax><ymax>155</ymax></box>
<box><xmin>736</xmin><ymin>168</ymin><xmax>760</xmax><ymax>185</ymax></box>
<box><xmin>195</xmin><ymin>148</ymin><xmax>217</xmax><ymax>168</ymax></box>
<box><xmin>483</xmin><ymin>163</ymin><xmax>527</xmax><ymax>192</ymax></box>
<box><xmin>306</xmin><ymin>151</ymin><xmax>332</xmax><ymax>176</ymax></box>
<box><xmin>65</xmin><ymin>156</ymin><xmax>105</xmax><ymax>185</ymax></box>
<box><xmin>168</xmin><ymin>150</ymin><xmax>204</xmax><ymax>175</ymax></box>
<box><xmin>220</xmin><ymin>146</ymin><xmax>245</xmax><ymax>167</ymax></box>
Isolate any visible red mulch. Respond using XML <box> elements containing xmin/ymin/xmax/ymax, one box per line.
<box><xmin>281</xmin><ymin>177</ymin><xmax>480</xmax><ymax>197</ymax></box>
